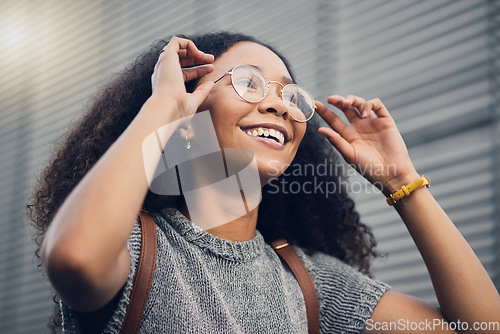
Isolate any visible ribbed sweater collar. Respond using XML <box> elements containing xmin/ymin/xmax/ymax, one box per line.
<box><xmin>158</xmin><ymin>208</ymin><xmax>266</xmax><ymax>262</ymax></box>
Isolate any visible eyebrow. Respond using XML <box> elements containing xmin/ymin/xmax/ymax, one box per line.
<box><xmin>251</xmin><ymin>64</ymin><xmax>294</xmax><ymax>85</ymax></box>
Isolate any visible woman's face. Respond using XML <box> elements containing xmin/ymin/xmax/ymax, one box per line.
<box><xmin>197</xmin><ymin>42</ymin><xmax>307</xmax><ymax>185</ymax></box>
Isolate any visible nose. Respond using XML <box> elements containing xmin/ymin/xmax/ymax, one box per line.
<box><xmin>257</xmin><ymin>82</ymin><xmax>289</xmax><ymax>119</ymax></box>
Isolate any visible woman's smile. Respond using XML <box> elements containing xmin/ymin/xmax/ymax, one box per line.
<box><xmin>240</xmin><ymin>123</ymin><xmax>289</xmax><ymax>149</ymax></box>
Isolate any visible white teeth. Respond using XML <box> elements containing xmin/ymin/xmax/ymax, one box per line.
<box><xmin>243</xmin><ymin>127</ymin><xmax>286</xmax><ymax>145</ymax></box>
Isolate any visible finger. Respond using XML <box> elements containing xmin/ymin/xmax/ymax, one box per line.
<box><xmin>179</xmin><ymin>50</ymin><xmax>214</xmax><ymax>67</ymax></box>
<box><xmin>326</xmin><ymin>95</ymin><xmax>347</xmax><ymax>111</ymax></box>
<box><xmin>163</xmin><ymin>36</ymin><xmax>196</xmax><ymax>54</ymax></box>
<box><xmin>327</xmin><ymin>95</ymin><xmax>361</xmax><ymax>123</ymax></box>
<box><xmin>318</xmin><ymin>127</ymin><xmax>354</xmax><ymax>163</ymax></box>
<box><xmin>190</xmin><ymin>81</ymin><xmax>215</xmax><ymax>108</ymax></box>
<box><xmin>362</xmin><ymin>98</ymin><xmax>391</xmax><ymax>118</ymax></box>
<box><xmin>345</xmin><ymin>95</ymin><xmax>368</xmax><ymax>119</ymax></box>
<box><xmin>162</xmin><ymin>37</ymin><xmax>213</xmax><ymax>66</ymax></box>
<box><xmin>358</xmin><ymin>101</ymin><xmax>379</xmax><ymax>118</ymax></box>
<box><xmin>181</xmin><ymin>64</ymin><xmax>214</xmax><ymax>82</ymax></box>
<box><xmin>315</xmin><ymin>101</ymin><xmax>348</xmax><ymax>134</ymax></box>
<box><xmin>174</xmin><ymin>38</ymin><xmax>214</xmax><ymax>66</ymax></box>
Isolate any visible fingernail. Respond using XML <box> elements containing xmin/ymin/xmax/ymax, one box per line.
<box><xmin>362</xmin><ymin>110</ymin><xmax>369</xmax><ymax>118</ymax></box>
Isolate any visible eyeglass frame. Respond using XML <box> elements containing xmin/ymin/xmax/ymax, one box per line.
<box><xmin>213</xmin><ymin>64</ymin><xmax>316</xmax><ymax>123</ymax></box>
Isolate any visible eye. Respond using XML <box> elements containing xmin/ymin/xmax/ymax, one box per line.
<box><xmin>283</xmin><ymin>90</ymin><xmax>299</xmax><ymax>106</ymax></box>
<box><xmin>235</xmin><ymin>76</ymin><xmax>260</xmax><ymax>90</ymax></box>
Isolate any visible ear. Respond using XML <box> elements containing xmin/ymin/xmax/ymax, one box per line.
<box><xmin>179</xmin><ymin>126</ymin><xmax>194</xmax><ymax>140</ymax></box>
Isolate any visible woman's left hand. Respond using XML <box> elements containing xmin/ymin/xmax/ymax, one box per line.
<box><xmin>316</xmin><ymin>95</ymin><xmax>419</xmax><ymax>195</ymax></box>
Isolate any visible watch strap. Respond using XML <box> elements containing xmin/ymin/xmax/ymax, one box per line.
<box><xmin>387</xmin><ymin>175</ymin><xmax>430</xmax><ymax>206</ymax></box>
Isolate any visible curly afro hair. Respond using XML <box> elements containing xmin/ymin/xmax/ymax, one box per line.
<box><xmin>28</xmin><ymin>31</ymin><xmax>379</xmax><ymax>332</ymax></box>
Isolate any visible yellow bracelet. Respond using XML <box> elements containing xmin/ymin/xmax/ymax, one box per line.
<box><xmin>386</xmin><ymin>175</ymin><xmax>430</xmax><ymax>206</ymax></box>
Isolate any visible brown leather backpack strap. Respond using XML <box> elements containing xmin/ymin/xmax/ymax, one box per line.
<box><xmin>120</xmin><ymin>212</ymin><xmax>157</xmax><ymax>334</ymax></box>
<box><xmin>270</xmin><ymin>238</ymin><xmax>319</xmax><ymax>334</ymax></box>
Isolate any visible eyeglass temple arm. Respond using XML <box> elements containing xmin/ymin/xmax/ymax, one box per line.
<box><xmin>213</xmin><ymin>71</ymin><xmax>232</xmax><ymax>84</ymax></box>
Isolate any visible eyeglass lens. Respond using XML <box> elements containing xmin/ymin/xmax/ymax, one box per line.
<box><xmin>230</xmin><ymin>65</ymin><xmax>315</xmax><ymax>122</ymax></box>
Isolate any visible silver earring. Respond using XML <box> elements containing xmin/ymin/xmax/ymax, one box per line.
<box><xmin>186</xmin><ymin>135</ymin><xmax>191</xmax><ymax>150</ymax></box>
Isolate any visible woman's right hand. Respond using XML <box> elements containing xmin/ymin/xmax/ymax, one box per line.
<box><xmin>151</xmin><ymin>37</ymin><xmax>215</xmax><ymax>118</ymax></box>
<box><xmin>42</xmin><ymin>37</ymin><xmax>215</xmax><ymax>314</ymax></box>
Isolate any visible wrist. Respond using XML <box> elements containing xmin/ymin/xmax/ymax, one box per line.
<box><xmin>381</xmin><ymin>169</ymin><xmax>420</xmax><ymax>197</ymax></box>
<box><xmin>385</xmin><ymin>175</ymin><xmax>430</xmax><ymax>206</ymax></box>
<box><xmin>143</xmin><ymin>94</ymin><xmax>184</xmax><ymax>122</ymax></box>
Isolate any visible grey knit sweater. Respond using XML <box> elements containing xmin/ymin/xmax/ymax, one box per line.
<box><xmin>61</xmin><ymin>208</ymin><xmax>390</xmax><ymax>333</ymax></box>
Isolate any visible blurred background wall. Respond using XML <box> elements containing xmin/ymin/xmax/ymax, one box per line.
<box><xmin>0</xmin><ymin>0</ymin><xmax>498</xmax><ymax>332</ymax></box>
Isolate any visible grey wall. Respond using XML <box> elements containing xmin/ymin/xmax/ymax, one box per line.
<box><xmin>0</xmin><ymin>0</ymin><xmax>498</xmax><ymax>332</ymax></box>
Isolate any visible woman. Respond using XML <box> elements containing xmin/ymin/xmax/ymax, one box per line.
<box><xmin>29</xmin><ymin>32</ymin><xmax>500</xmax><ymax>333</ymax></box>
